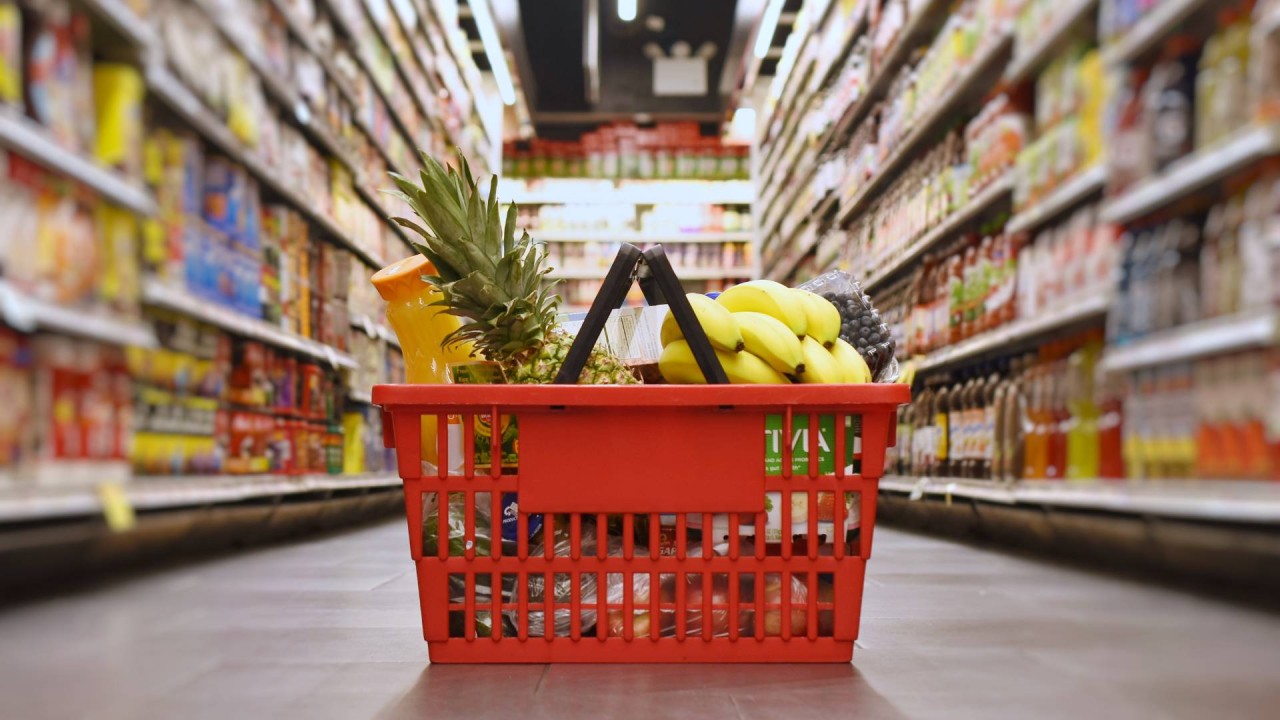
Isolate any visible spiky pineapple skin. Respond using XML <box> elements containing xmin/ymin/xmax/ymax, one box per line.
<box><xmin>506</xmin><ymin>331</ymin><xmax>638</xmax><ymax>385</ymax></box>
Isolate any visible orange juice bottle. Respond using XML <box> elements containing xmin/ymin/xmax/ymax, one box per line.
<box><xmin>372</xmin><ymin>255</ymin><xmax>475</xmax><ymax>469</ymax></box>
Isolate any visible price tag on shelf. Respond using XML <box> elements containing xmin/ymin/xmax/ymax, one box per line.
<box><xmin>98</xmin><ymin>482</ymin><xmax>136</xmax><ymax>533</ymax></box>
<box><xmin>944</xmin><ymin>482</ymin><xmax>957</xmax><ymax>507</ymax></box>
<box><xmin>323</xmin><ymin>344</ymin><xmax>339</xmax><ymax>369</ymax></box>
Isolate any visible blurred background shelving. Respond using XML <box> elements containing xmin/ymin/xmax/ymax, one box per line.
<box><xmin>0</xmin><ymin>0</ymin><xmax>498</xmax><ymax>528</ymax></box>
<box><xmin>752</xmin><ymin>0</ymin><xmax>1280</xmax><ymax>529</ymax></box>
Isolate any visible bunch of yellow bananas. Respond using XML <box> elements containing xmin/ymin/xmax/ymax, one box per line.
<box><xmin>658</xmin><ymin>281</ymin><xmax>873</xmax><ymax>384</ymax></box>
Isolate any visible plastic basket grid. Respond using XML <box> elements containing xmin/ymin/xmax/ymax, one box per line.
<box><xmin>375</xmin><ymin>383</ymin><xmax>909</xmax><ymax>663</ymax></box>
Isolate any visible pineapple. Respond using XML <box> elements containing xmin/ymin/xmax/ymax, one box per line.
<box><xmin>389</xmin><ymin>150</ymin><xmax>638</xmax><ymax>385</ymax></box>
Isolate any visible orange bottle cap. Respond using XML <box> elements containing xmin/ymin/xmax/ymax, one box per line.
<box><xmin>371</xmin><ymin>255</ymin><xmax>437</xmax><ymax>302</ymax></box>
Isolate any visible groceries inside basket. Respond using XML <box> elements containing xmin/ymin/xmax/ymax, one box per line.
<box><xmin>422</xmin><ymin>493</ymin><xmax>858</xmax><ymax>639</ymax></box>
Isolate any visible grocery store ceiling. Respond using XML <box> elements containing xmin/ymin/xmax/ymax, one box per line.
<box><xmin>461</xmin><ymin>0</ymin><xmax>797</xmax><ymax>138</ymax></box>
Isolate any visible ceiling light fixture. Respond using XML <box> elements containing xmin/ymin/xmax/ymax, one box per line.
<box><xmin>470</xmin><ymin>0</ymin><xmax>516</xmax><ymax>105</ymax></box>
<box><xmin>752</xmin><ymin>0</ymin><xmax>785</xmax><ymax>59</ymax></box>
<box><xmin>618</xmin><ymin>0</ymin><xmax>637</xmax><ymax>22</ymax></box>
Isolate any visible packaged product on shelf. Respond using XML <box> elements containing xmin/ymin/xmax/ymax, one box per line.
<box><xmin>0</xmin><ymin>0</ymin><xmax>19</xmax><ymax>108</ymax></box>
<box><xmin>92</xmin><ymin>63</ymin><xmax>144</xmax><ymax>178</ymax></box>
<box><xmin>0</xmin><ymin>329</ymin><xmax>34</xmax><ymax>480</ymax></box>
<box><xmin>21</xmin><ymin>0</ymin><xmax>93</xmax><ymax>153</ymax></box>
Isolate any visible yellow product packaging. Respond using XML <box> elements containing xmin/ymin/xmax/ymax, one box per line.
<box><xmin>96</xmin><ymin>204</ymin><xmax>140</xmax><ymax>312</ymax></box>
<box><xmin>92</xmin><ymin>64</ymin><xmax>144</xmax><ymax>177</ymax></box>
<box><xmin>343</xmin><ymin>411</ymin><xmax>365</xmax><ymax>475</ymax></box>
<box><xmin>0</xmin><ymin>1</ymin><xmax>19</xmax><ymax>106</ymax></box>
<box><xmin>449</xmin><ymin>361</ymin><xmax>518</xmax><ymax>472</ymax></box>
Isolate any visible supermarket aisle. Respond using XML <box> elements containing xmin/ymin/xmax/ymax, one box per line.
<box><xmin>2</xmin><ymin>523</ymin><xmax>1279</xmax><ymax>720</ymax></box>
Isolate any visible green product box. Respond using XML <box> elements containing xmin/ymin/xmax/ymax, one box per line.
<box><xmin>764</xmin><ymin>414</ymin><xmax>861</xmax><ymax>476</ymax></box>
<box><xmin>449</xmin><ymin>362</ymin><xmax>519</xmax><ymax>470</ymax></box>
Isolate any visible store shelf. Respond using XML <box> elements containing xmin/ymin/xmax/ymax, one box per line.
<box><xmin>1099</xmin><ymin>308</ymin><xmax>1280</xmax><ymax>373</ymax></box>
<box><xmin>0</xmin><ymin>282</ymin><xmax>158</xmax><ymax>348</ymax></box>
<box><xmin>837</xmin><ymin>31</ymin><xmax>1014</xmax><ymax>227</ymax></box>
<box><xmin>752</xmin><ymin>2</ymin><xmax>875</xmax><ymax>225</ymax></box>
<box><xmin>501</xmin><ymin>179</ymin><xmax>754</xmax><ymax>205</ymax></box>
<box><xmin>1005</xmin><ymin>0</ymin><xmax>1099</xmax><ymax>84</ymax></box>
<box><xmin>316</xmin><ymin>0</ymin><xmax>423</xmax><ymax>154</ymax></box>
<box><xmin>765</xmin><ymin>225</ymin><xmax>821</xmax><ymax>283</ymax></box>
<box><xmin>141</xmin><ymin>279</ymin><xmax>358</xmax><ymax>370</ymax></box>
<box><xmin>191</xmin><ymin>0</ymin><xmax>359</xmax><ymax>177</ymax></box>
<box><xmin>0</xmin><ymin>473</ymin><xmax>400</xmax><ymax>524</ymax></box>
<box><xmin>535</xmin><ymin>231</ymin><xmax>753</xmax><ymax>244</ymax></box>
<box><xmin>835</xmin><ymin>0</ymin><xmax>948</xmax><ymax>149</ymax></box>
<box><xmin>861</xmin><ymin>173</ymin><xmax>1015</xmax><ymax>292</ymax></box>
<box><xmin>917</xmin><ymin>292</ymin><xmax>1111</xmax><ymax>372</ymax></box>
<box><xmin>0</xmin><ymin>113</ymin><xmax>156</xmax><ymax>217</ymax></box>
<box><xmin>81</xmin><ymin>0</ymin><xmax>156</xmax><ymax>48</ymax></box>
<box><xmin>880</xmin><ymin>475</ymin><xmax>1280</xmax><ymax>523</ymax></box>
<box><xmin>549</xmin><ymin>267</ymin><xmax>754</xmax><ymax>281</ymax></box>
<box><xmin>349</xmin><ymin>313</ymin><xmax>399</xmax><ymax>348</ymax></box>
<box><xmin>1006</xmin><ymin>164</ymin><xmax>1107</xmax><ymax>235</ymax></box>
<box><xmin>1102</xmin><ymin>0</ymin><xmax>1213</xmax><ymax>66</ymax></box>
<box><xmin>1100</xmin><ymin>125</ymin><xmax>1280</xmax><ymax>225</ymax></box>
<box><xmin>146</xmin><ymin>64</ymin><xmax>387</xmax><ymax>269</ymax></box>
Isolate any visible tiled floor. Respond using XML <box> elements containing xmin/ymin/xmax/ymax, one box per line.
<box><xmin>2</xmin><ymin>521</ymin><xmax>1278</xmax><ymax>719</ymax></box>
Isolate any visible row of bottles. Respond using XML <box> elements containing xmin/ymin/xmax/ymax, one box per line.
<box><xmin>893</xmin><ymin>340</ymin><xmax>1280</xmax><ymax>482</ymax></box>
<box><xmin>892</xmin><ymin>332</ymin><xmax>1124</xmax><ymax>482</ymax></box>
<box><xmin>1110</xmin><ymin>165</ymin><xmax>1280</xmax><ymax>344</ymax></box>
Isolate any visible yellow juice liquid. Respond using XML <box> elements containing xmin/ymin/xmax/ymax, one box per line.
<box><xmin>373</xmin><ymin>255</ymin><xmax>474</xmax><ymax>469</ymax></box>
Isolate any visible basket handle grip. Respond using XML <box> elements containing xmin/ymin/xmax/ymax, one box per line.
<box><xmin>553</xmin><ymin>244</ymin><xmax>727</xmax><ymax>384</ymax></box>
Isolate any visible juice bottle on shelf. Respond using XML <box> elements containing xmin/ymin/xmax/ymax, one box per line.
<box><xmin>1200</xmin><ymin>203</ymin><xmax>1223</xmax><ymax>320</ymax></box>
<box><xmin>961</xmin><ymin>243</ymin><xmax>980</xmax><ymax>340</ymax></box>
<box><xmin>950</xmin><ymin>375</ymin><xmax>968</xmax><ymax>477</ymax></box>
<box><xmin>1239</xmin><ymin>353</ymin><xmax>1272</xmax><ymax>479</ymax></box>
<box><xmin>1005</xmin><ymin>356</ymin><xmax>1031</xmax><ymax>482</ymax></box>
<box><xmin>966</xmin><ymin>374</ymin><xmax>984</xmax><ymax>478</ymax></box>
<box><xmin>371</xmin><ymin>255</ymin><xmax>475</xmax><ymax>470</ymax></box>
<box><xmin>933</xmin><ymin>253</ymin><xmax>952</xmax><ymax>352</ymax></box>
<box><xmin>981</xmin><ymin>368</ymin><xmax>1001</xmax><ymax>480</ymax></box>
<box><xmin>1043</xmin><ymin>360</ymin><xmax>1067</xmax><ymax>481</ymax></box>
<box><xmin>1268</xmin><ymin>348</ymin><xmax>1280</xmax><ymax>481</ymax></box>
<box><xmin>935</xmin><ymin>378</ymin><xmax>953</xmax><ymax>477</ymax></box>
<box><xmin>1173</xmin><ymin>363</ymin><xmax>1199</xmax><ymax>479</ymax></box>
<box><xmin>1240</xmin><ymin>175</ymin><xmax>1275</xmax><ymax>312</ymax></box>
<box><xmin>1195</xmin><ymin>22</ymin><xmax>1222</xmax><ymax>150</ymax></box>
<box><xmin>991</xmin><ymin>366</ymin><xmax>1009</xmax><ymax>481</ymax></box>
<box><xmin>975</xmin><ymin>236</ymin><xmax>994</xmax><ymax>334</ymax></box>
<box><xmin>1149</xmin><ymin>35</ymin><xmax>1200</xmax><ymax>172</ymax></box>
<box><xmin>1193</xmin><ymin>358</ymin><xmax>1223</xmax><ymax>478</ymax></box>
<box><xmin>913</xmin><ymin>383</ymin><xmax>935</xmax><ymax>476</ymax></box>
<box><xmin>955</xmin><ymin>376</ymin><xmax>974</xmax><ymax>478</ymax></box>
<box><xmin>1219</xmin><ymin>195</ymin><xmax>1245</xmax><ymax>317</ymax></box>
<box><xmin>1095</xmin><ymin>366</ymin><xmax>1126</xmax><ymax>479</ymax></box>
<box><xmin>1066</xmin><ymin>344</ymin><xmax>1101</xmax><ymax>481</ymax></box>
<box><xmin>1023</xmin><ymin>364</ymin><xmax>1049</xmax><ymax>480</ymax></box>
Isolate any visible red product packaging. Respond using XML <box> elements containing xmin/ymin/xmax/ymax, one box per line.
<box><xmin>300</xmin><ymin>363</ymin><xmax>324</xmax><ymax>420</ymax></box>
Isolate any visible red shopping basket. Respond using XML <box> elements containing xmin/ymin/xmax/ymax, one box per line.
<box><xmin>373</xmin><ymin>245</ymin><xmax>909</xmax><ymax>662</ymax></box>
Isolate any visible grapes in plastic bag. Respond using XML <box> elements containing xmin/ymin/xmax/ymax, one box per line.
<box><xmin>798</xmin><ymin>270</ymin><xmax>899</xmax><ymax>382</ymax></box>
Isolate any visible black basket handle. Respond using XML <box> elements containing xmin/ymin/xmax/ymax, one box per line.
<box><xmin>553</xmin><ymin>244</ymin><xmax>727</xmax><ymax>384</ymax></box>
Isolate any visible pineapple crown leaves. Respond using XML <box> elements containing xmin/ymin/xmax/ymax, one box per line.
<box><xmin>386</xmin><ymin>148</ymin><xmax>561</xmax><ymax>364</ymax></box>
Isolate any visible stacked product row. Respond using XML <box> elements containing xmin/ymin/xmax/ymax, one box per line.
<box><xmin>503</xmin><ymin>123</ymin><xmax>750</xmax><ymax>181</ymax></box>
<box><xmin>0</xmin><ymin>313</ymin><xmax>401</xmax><ymax>485</ymax></box>
<box><xmin>759</xmin><ymin>0</ymin><xmax>1280</xmax><ymax>496</ymax></box>
<box><xmin>0</xmin><ymin>0</ymin><xmax>491</xmax><ymax>504</ymax></box>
